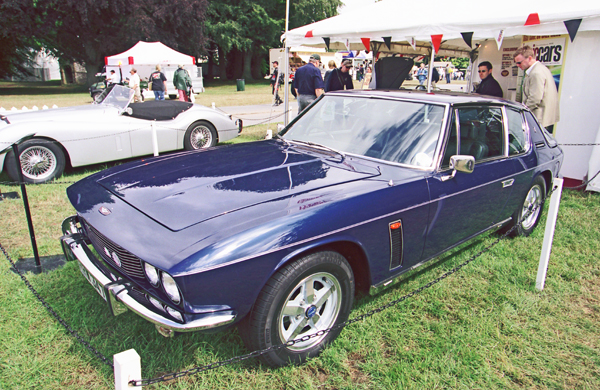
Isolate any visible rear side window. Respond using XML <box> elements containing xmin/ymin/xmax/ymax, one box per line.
<box><xmin>525</xmin><ymin>111</ymin><xmax>558</xmax><ymax>147</ymax></box>
<box><xmin>506</xmin><ymin>108</ymin><xmax>529</xmax><ymax>155</ymax></box>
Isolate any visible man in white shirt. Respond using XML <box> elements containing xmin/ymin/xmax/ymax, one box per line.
<box><xmin>128</xmin><ymin>68</ymin><xmax>142</xmax><ymax>103</ymax></box>
<box><xmin>108</xmin><ymin>70</ymin><xmax>120</xmax><ymax>84</ymax></box>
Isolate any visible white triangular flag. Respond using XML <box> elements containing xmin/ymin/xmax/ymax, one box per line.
<box><xmin>407</xmin><ymin>37</ymin><xmax>416</xmax><ymax>51</ymax></box>
<box><xmin>495</xmin><ymin>29</ymin><xmax>504</xmax><ymax>50</ymax></box>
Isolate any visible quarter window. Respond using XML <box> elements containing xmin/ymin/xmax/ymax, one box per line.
<box><xmin>506</xmin><ymin>108</ymin><xmax>528</xmax><ymax>155</ymax></box>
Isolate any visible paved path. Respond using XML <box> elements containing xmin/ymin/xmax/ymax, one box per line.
<box><xmin>216</xmin><ymin>82</ymin><xmax>468</xmax><ymax>126</ymax></box>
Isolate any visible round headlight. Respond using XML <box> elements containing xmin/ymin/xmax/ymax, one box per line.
<box><xmin>166</xmin><ymin>306</ymin><xmax>183</xmax><ymax>322</ymax></box>
<box><xmin>144</xmin><ymin>263</ymin><xmax>160</xmax><ymax>287</ymax></box>
<box><xmin>161</xmin><ymin>273</ymin><xmax>181</xmax><ymax>305</ymax></box>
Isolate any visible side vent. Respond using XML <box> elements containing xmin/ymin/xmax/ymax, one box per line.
<box><xmin>389</xmin><ymin>220</ymin><xmax>404</xmax><ymax>269</ymax></box>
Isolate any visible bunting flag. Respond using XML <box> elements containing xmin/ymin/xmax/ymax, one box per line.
<box><xmin>344</xmin><ymin>39</ymin><xmax>351</xmax><ymax>51</ymax></box>
<box><xmin>323</xmin><ymin>37</ymin><xmax>330</xmax><ymax>51</ymax></box>
<box><xmin>407</xmin><ymin>37</ymin><xmax>416</xmax><ymax>51</ymax></box>
<box><xmin>495</xmin><ymin>29</ymin><xmax>504</xmax><ymax>50</ymax></box>
<box><xmin>431</xmin><ymin>34</ymin><xmax>443</xmax><ymax>53</ymax></box>
<box><xmin>525</xmin><ymin>13</ymin><xmax>540</xmax><ymax>26</ymax></box>
<box><xmin>305</xmin><ymin>30</ymin><xmax>313</xmax><ymax>38</ymax></box>
<box><xmin>564</xmin><ymin>19</ymin><xmax>583</xmax><ymax>42</ymax></box>
<box><xmin>461</xmin><ymin>32</ymin><xmax>473</xmax><ymax>48</ymax></box>
<box><xmin>361</xmin><ymin>38</ymin><xmax>371</xmax><ymax>53</ymax></box>
<box><xmin>383</xmin><ymin>36</ymin><xmax>392</xmax><ymax>50</ymax></box>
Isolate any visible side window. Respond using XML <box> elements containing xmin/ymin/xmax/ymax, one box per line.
<box><xmin>506</xmin><ymin>108</ymin><xmax>528</xmax><ymax>155</ymax></box>
<box><xmin>456</xmin><ymin>106</ymin><xmax>504</xmax><ymax>162</ymax></box>
<box><xmin>525</xmin><ymin>111</ymin><xmax>558</xmax><ymax>147</ymax></box>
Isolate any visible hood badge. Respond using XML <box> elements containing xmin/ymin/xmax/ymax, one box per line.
<box><xmin>99</xmin><ymin>206</ymin><xmax>112</xmax><ymax>216</ymax></box>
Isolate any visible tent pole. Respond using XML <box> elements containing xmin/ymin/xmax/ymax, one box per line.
<box><xmin>283</xmin><ymin>0</ymin><xmax>290</xmax><ymax>126</ymax></box>
<box><xmin>426</xmin><ymin>46</ymin><xmax>435</xmax><ymax>93</ymax></box>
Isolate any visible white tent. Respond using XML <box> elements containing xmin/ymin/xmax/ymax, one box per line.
<box><xmin>105</xmin><ymin>41</ymin><xmax>204</xmax><ymax>93</ymax></box>
<box><xmin>283</xmin><ymin>0</ymin><xmax>600</xmax><ymax>188</ymax></box>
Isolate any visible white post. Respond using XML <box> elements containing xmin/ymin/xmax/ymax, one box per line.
<box><xmin>212</xmin><ymin>102</ymin><xmax>215</xmax><ymax>110</ymax></box>
<box><xmin>536</xmin><ymin>177</ymin><xmax>564</xmax><ymax>291</ymax></box>
<box><xmin>114</xmin><ymin>349</ymin><xmax>142</xmax><ymax>390</ymax></box>
<box><xmin>151</xmin><ymin>121</ymin><xmax>159</xmax><ymax>157</ymax></box>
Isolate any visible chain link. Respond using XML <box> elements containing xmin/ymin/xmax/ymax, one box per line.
<box><xmin>0</xmin><ymin>242</ymin><xmax>114</xmax><ymax>369</ymax></box>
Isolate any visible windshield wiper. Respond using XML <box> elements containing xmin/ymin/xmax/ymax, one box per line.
<box><xmin>288</xmin><ymin>139</ymin><xmax>345</xmax><ymax>160</ymax></box>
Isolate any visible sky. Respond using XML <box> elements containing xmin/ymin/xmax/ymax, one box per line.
<box><xmin>338</xmin><ymin>0</ymin><xmax>380</xmax><ymax>15</ymax></box>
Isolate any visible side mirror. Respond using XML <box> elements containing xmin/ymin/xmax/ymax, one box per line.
<box><xmin>441</xmin><ymin>155</ymin><xmax>475</xmax><ymax>181</ymax></box>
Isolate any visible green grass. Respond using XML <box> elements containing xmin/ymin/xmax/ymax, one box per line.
<box><xmin>1</xmin><ymin>176</ymin><xmax>599</xmax><ymax>389</ymax></box>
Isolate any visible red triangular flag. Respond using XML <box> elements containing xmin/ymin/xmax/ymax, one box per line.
<box><xmin>431</xmin><ymin>34</ymin><xmax>443</xmax><ymax>53</ymax></box>
<box><xmin>361</xmin><ymin>38</ymin><xmax>371</xmax><ymax>53</ymax></box>
<box><xmin>305</xmin><ymin>30</ymin><xmax>313</xmax><ymax>38</ymax></box>
<box><xmin>525</xmin><ymin>13</ymin><xmax>540</xmax><ymax>26</ymax></box>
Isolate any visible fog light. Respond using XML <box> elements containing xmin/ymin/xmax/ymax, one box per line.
<box><xmin>144</xmin><ymin>263</ymin><xmax>160</xmax><ymax>287</ymax></box>
<box><xmin>161</xmin><ymin>273</ymin><xmax>181</xmax><ymax>305</ymax></box>
<box><xmin>166</xmin><ymin>306</ymin><xmax>183</xmax><ymax>322</ymax></box>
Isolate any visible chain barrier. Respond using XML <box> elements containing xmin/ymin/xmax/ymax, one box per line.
<box><xmin>0</xmin><ymin>241</ymin><xmax>114</xmax><ymax>369</ymax></box>
<box><xmin>1</xmin><ymin>143</ymin><xmax>596</xmax><ymax>386</ymax></box>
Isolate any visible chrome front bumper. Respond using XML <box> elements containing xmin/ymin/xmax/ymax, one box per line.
<box><xmin>60</xmin><ymin>216</ymin><xmax>236</xmax><ymax>333</ymax></box>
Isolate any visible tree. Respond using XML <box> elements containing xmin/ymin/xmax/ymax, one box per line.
<box><xmin>8</xmin><ymin>0</ymin><xmax>208</xmax><ymax>85</ymax></box>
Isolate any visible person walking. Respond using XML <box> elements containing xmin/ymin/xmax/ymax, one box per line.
<box><xmin>149</xmin><ymin>64</ymin><xmax>168</xmax><ymax>101</ymax></box>
<box><xmin>513</xmin><ymin>45</ymin><xmax>560</xmax><ymax>131</ymax></box>
<box><xmin>324</xmin><ymin>59</ymin><xmax>354</xmax><ymax>92</ymax></box>
<box><xmin>293</xmin><ymin>54</ymin><xmax>324</xmax><ymax>113</ymax></box>
<box><xmin>173</xmin><ymin>64</ymin><xmax>192</xmax><ymax>102</ymax></box>
<box><xmin>128</xmin><ymin>68</ymin><xmax>141</xmax><ymax>102</ymax></box>
<box><xmin>417</xmin><ymin>63</ymin><xmax>428</xmax><ymax>85</ymax></box>
<box><xmin>323</xmin><ymin>60</ymin><xmax>336</xmax><ymax>89</ymax></box>
<box><xmin>270</xmin><ymin>61</ymin><xmax>283</xmax><ymax>106</ymax></box>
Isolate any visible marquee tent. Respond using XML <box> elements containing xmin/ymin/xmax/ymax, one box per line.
<box><xmin>105</xmin><ymin>41</ymin><xmax>195</xmax><ymax>68</ymax></box>
<box><xmin>282</xmin><ymin>0</ymin><xmax>600</xmax><ymax>188</ymax></box>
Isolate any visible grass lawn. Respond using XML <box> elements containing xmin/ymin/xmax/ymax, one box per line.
<box><xmin>1</xmin><ymin>81</ymin><xmax>599</xmax><ymax>389</ymax></box>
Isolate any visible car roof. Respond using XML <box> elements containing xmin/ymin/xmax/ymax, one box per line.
<box><xmin>327</xmin><ymin>89</ymin><xmax>526</xmax><ymax>110</ymax></box>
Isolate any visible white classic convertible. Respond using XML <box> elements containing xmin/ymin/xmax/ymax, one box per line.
<box><xmin>0</xmin><ymin>85</ymin><xmax>242</xmax><ymax>183</ymax></box>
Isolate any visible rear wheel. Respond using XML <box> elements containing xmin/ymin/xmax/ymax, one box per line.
<box><xmin>5</xmin><ymin>139</ymin><xmax>66</xmax><ymax>184</ymax></box>
<box><xmin>184</xmin><ymin>120</ymin><xmax>217</xmax><ymax>150</ymax></box>
<box><xmin>505</xmin><ymin>176</ymin><xmax>546</xmax><ymax>237</ymax></box>
<box><xmin>239</xmin><ymin>251</ymin><xmax>354</xmax><ymax>367</ymax></box>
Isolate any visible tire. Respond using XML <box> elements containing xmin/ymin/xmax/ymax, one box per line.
<box><xmin>184</xmin><ymin>120</ymin><xmax>217</xmax><ymax>150</ymax></box>
<box><xmin>91</xmin><ymin>92</ymin><xmax>101</xmax><ymax>101</ymax></box>
<box><xmin>5</xmin><ymin>139</ymin><xmax>66</xmax><ymax>184</ymax></box>
<box><xmin>239</xmin><ymin>251</ymin><xmax>354</xmax><ymax>367</ymax></box>
<box><xmin>509</xmin><ymin>176</ymin><xmax>546</xmax><ymax>237</ymax></box>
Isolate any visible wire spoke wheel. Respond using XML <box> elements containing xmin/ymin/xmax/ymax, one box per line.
<box><xmin>190</xmin><ymin>125</ymin><xmax>212</xmax><ymax>149</ymax></box>
<box><xmin>20</xmin><ymin>145</ymin><xmax>58</xmax><ymax>180</ymax></box>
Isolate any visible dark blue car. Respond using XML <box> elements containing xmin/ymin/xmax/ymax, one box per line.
<box><xmin>60</xmin><ymin>90</ymin><xmax>563</xmax><ymax>367</ymax></box>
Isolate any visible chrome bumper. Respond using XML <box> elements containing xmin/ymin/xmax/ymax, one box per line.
<box><xmin>60</xmin><ymin>216</ymin><xmax>236</xmax><ymax>333</ymax></box>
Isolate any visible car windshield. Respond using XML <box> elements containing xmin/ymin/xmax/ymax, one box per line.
<box><xmin>281</xmin><ymin>95</ymin><xmax>446</xmax><ymax>168</ymax></box>
<box><xmin>94</xmin><ymin>84</ymin><xmax>134</xmax><ymax>111</ymax></box>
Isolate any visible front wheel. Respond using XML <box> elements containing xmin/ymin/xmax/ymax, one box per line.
<box><xmin>239</xmin><ymin>251</ymin><xmax>354</xmax><ymax>367</ymax></box>
<box><xmin>184</xmin><ymin>120</ymin><xmax>217</xmax><ymax>150</ymax></box>
<box><xmin>5</xmin><ymin>139</ymin><xmax>66</xmax><ymax>184</ymax></box>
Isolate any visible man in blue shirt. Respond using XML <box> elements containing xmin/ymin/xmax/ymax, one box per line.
<box><xmin>294</xmin><ymin>54</ymin><xmax>324</xmax><ymax>113</ymax></box>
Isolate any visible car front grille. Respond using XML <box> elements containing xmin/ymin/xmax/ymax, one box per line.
<box><xmin>82</xmin><ymin>219</ymin><xmax>146</xmax><ymax>280</ymax></box>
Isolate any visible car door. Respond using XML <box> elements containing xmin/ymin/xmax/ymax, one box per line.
<box><xmin>423</xmin><ymin>105</ymin><xmax>518</xmax><ymax>259</ymax></box>
<box><xmin>129</xmin><ymin>116</ymin><xmax>179</xmax><ymax>157</ymax></box>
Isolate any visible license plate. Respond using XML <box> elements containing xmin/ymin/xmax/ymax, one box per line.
<box><xmin>79</xmin><ymin>262</ymin><xmax>108</xmax><ymax>302</ymax></box>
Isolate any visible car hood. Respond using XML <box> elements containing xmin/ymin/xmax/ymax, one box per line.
<box><xmin>91</xmin><ymin>141</ymin><xmax>381</xmax><ymax>231</ymax></box>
